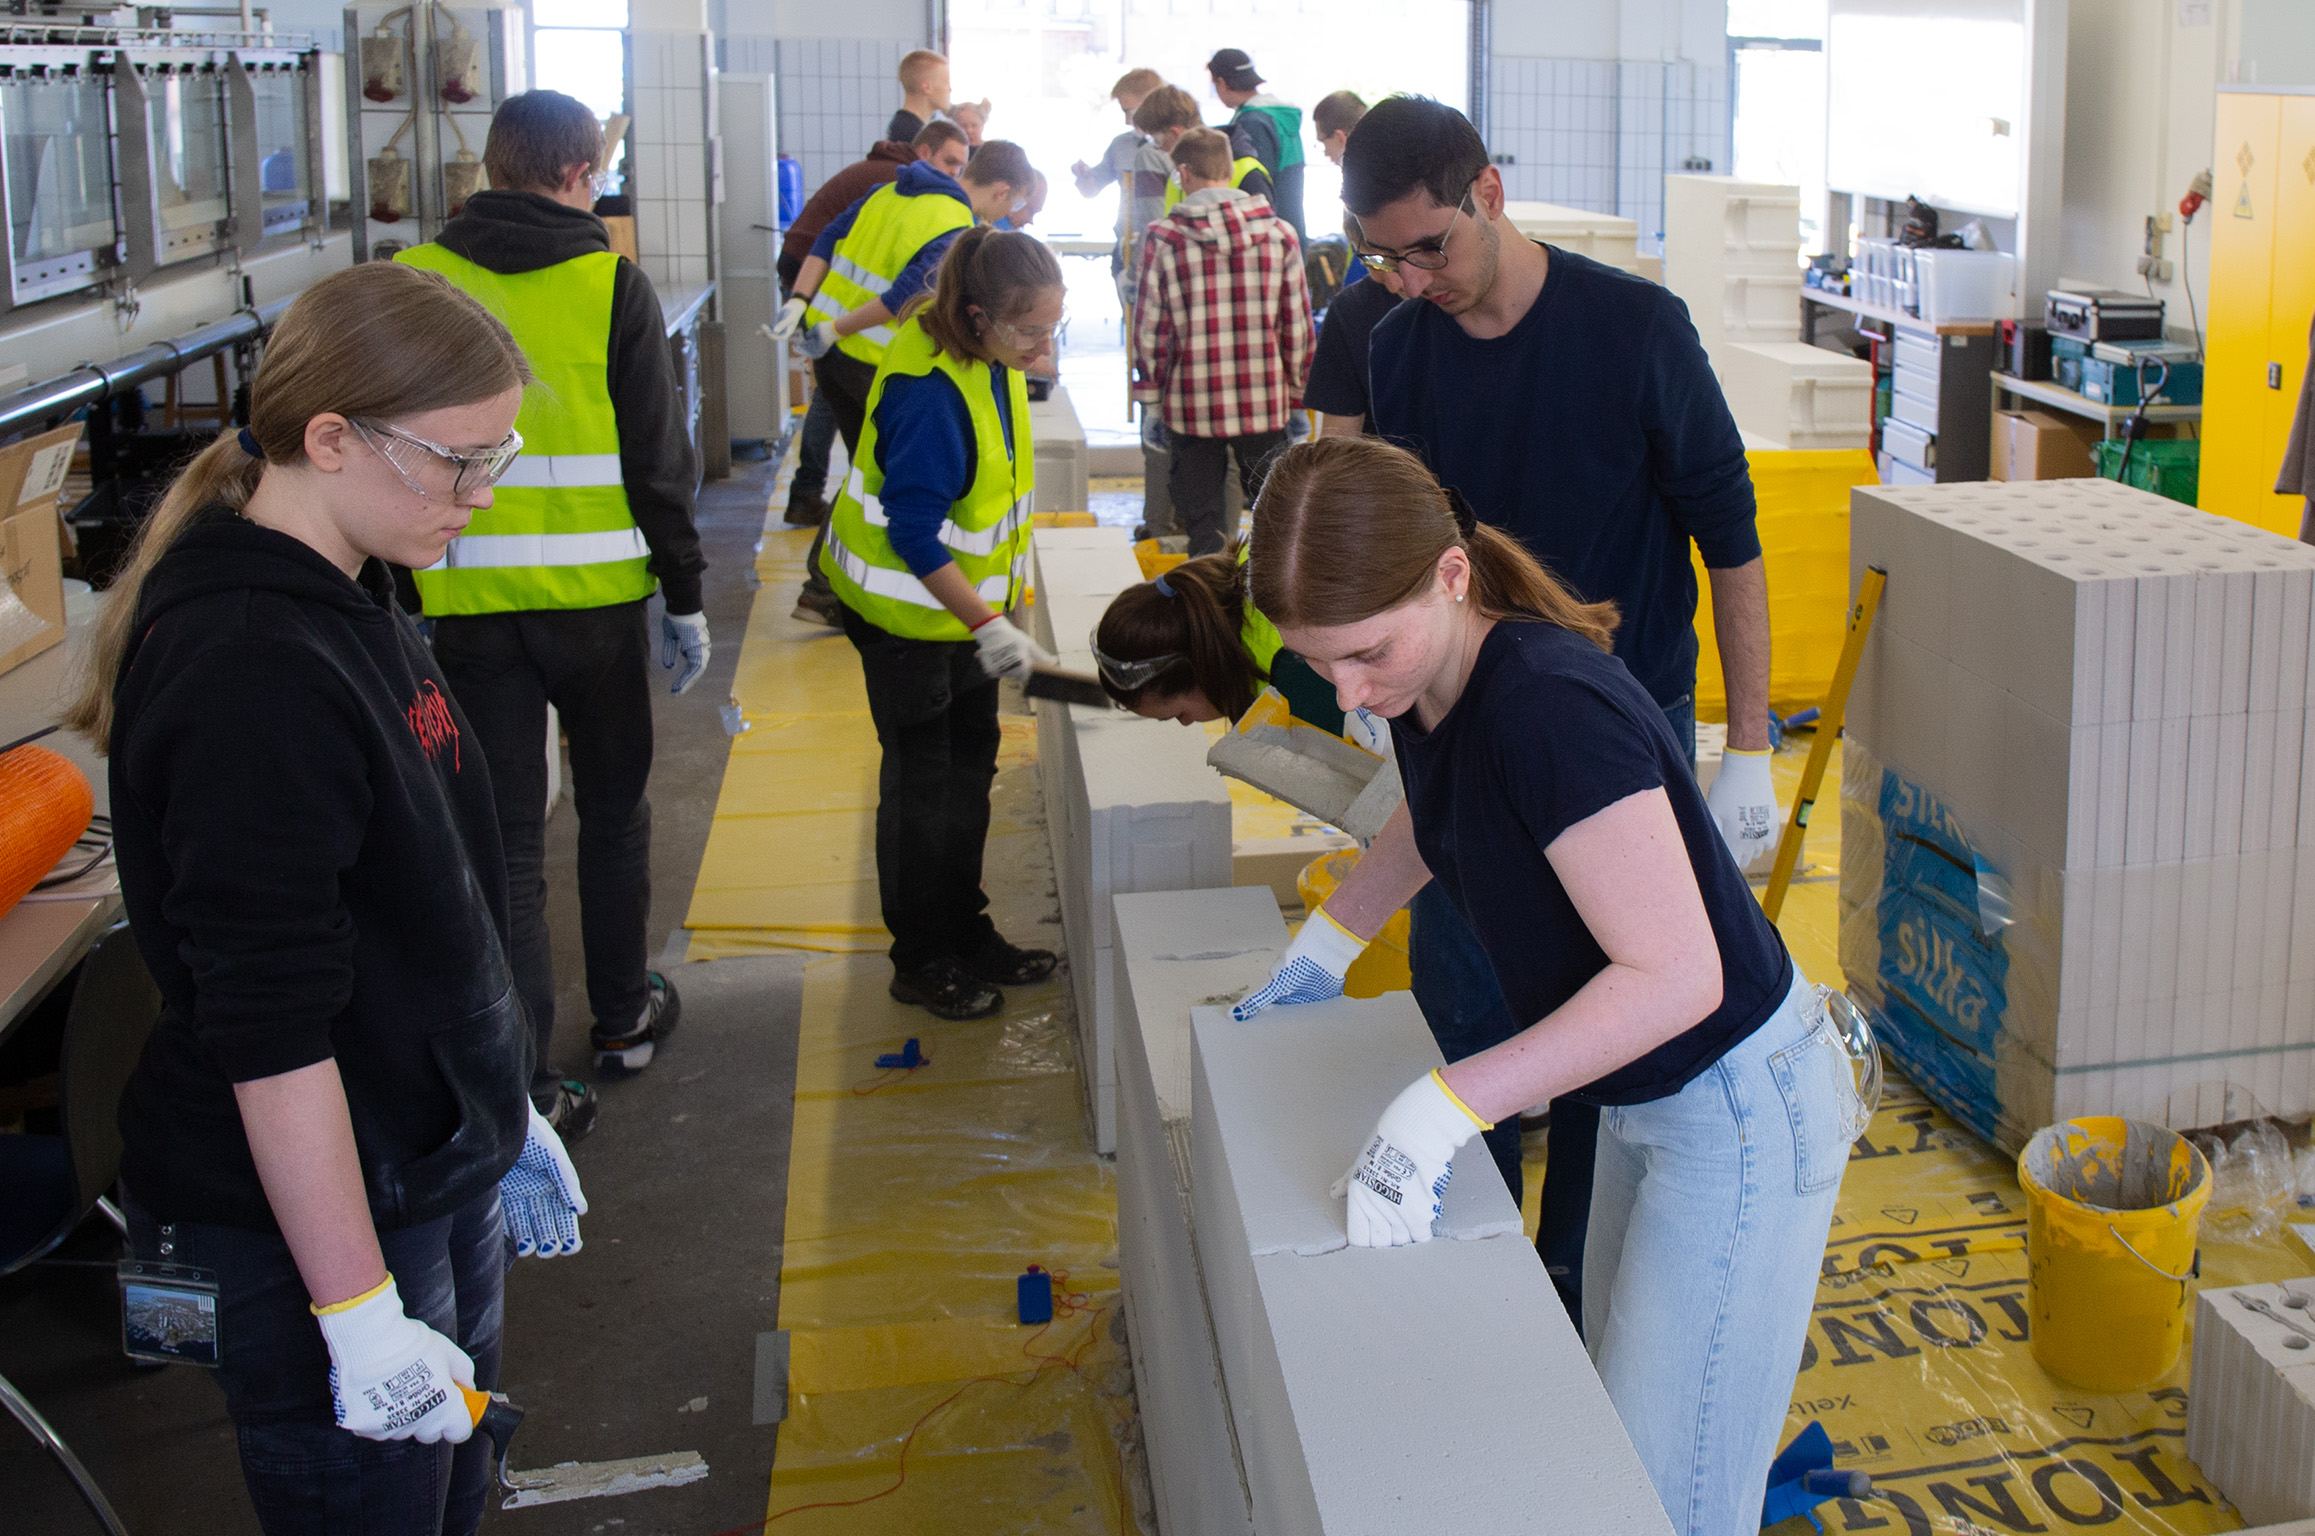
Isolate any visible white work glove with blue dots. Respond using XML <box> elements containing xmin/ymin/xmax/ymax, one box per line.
<box><xmin>798</xmin><ymin>320</ymin><xmax>838</xmax><ymax>360</ymax></box>
<box><xmin>1231</xmin><ymin>906</ymin><xmax>1367</xmax><ymax>1021</ymax></box>
<box><xmin>1337</xmin><ymin>1070</ymin><xmax>1492</xmax><ymax>1248</ymax></box>
<box><xmin>660</xmin><ymin>610</ymin><xmax>711</xmax><ymax>695</ymax></box>
<box><xmin>500</xmin><ymin>1103</ymin><xmax>589</xmax><ymax>1258</ymax></box>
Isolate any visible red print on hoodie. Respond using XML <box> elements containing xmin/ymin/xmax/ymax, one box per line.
<box><xmin>407</xmin><ymin>679</ymin><xmax>461</xmax><ymax>771</ymax></box>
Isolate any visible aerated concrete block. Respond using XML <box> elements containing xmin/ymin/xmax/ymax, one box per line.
<box><xmin>1110</xmin><ymin>887</ymin><xmax>1287</xmax><ymax>1536</ymax></box>
<box><xmin>1187</xmin><ymin>999</ymin><xmax>1670</xmax><ymax>1536</ymax></box>
<box><xmin>2187</xmin><ymin>1283</ymin><xmax>2315</xmax><ymax>1526</ymax></box>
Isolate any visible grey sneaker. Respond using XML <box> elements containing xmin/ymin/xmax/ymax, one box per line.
<box><xmin>591</xmin><ymin>972</ymin><xmax>682</xmax><ymax>1076</ymax></box>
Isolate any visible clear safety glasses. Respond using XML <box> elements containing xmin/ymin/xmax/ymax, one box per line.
<box><xmin>1088</xmin><ymin>629</ymin><xmax>1183</xmax><ymax>690</ymax></box>
<box><xmin>353</xmin><ymin>418</ymin><xmax>525</xmax><ymax>500</ymax></box>
<box><xmin>987</xmin><ymin>312</ymin><xmax>1067</xmax><ymax>350</ymax></box>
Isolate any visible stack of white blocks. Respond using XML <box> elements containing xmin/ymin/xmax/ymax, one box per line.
<box><xmin>1662</xmin><ymin>175</ymin><xmax>1871</xmax><ymax>451</ymax></box>
<box><xmin>1028</xmin><ymin>528</ymin><xmax>1233</xmax><ymax>1154</ymax></box>
<box><xmin>1187</xmin><ymin>992</ymin><xmax>1671</xmax><ymax>1536</ymax></box>
<box><xmin>1112</xmin><ymin>887</ymin><xmax>1286</xmax><ymax>1536</ymax></box>
<box><xmin>2186</xmin><ymin>1282</ymin><xmax>2315</xmax><ymax>1524</ymax></box>
<box><xmin>1844</xmin><ymin>479</ymin><xmax>2315</xmax><ymax>1145</ymax></box>
<box><xmin>1029</xmin><ymin>385</ymin><xmax>1089</xmax><ymax>516</ymax></box>
<box><xmin>1504</xmin><ymin>201</ymin><xmax>1643</xmax><ymax>275</ymax></box>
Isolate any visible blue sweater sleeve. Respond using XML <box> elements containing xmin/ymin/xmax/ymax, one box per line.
<box><xmin>874</xmin><ymin>371</ymin><xmax>975</xmax><ymax>577</ymax></box>
<box><xmin>810</xmin><ymin>193</ymin><xmax>872</xmax><ymax>262</ymax></box>
<box><xmin>1642</xmin><ymin>296</ymin><xmax>1760</xmax><ymax>568</ymax></box>
<box><xmin>888</xmin><ymin>228</ymin><xmax>965</xmax><ymax>311</ymax></box>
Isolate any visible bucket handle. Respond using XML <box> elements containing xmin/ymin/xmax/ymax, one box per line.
<box><xmin>2107</xmin><ymin>1225</ymin><xmax>2200</xmax><ymax>1303</ymax></box>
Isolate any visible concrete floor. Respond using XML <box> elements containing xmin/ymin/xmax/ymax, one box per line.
<box><xmin>1</xmin><ymin>456</ymin><xmax>803</xmax><ymax>1535</ymax></box>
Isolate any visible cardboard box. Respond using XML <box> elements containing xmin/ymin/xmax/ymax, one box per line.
<box><xmin>0</xmin><ymin>424</ymin><xmax>83</xmax><ymax>678</ymax></box>
<box><xmin>1991</xmin><ymin>409</ymin><xmax>2098</xmax><ymax>481</ymax></box>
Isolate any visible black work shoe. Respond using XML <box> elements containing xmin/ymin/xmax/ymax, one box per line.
<box><xmin>536</xmin><ymin>1079</ymin><xmax>599</xmax><ymax>1143</ymax></box>
<box><xmin>957</xmin><ymin>934</ymin><xmax>1058</xmax><ymax>987</ymax></box>
<box><xmin>591</xmin><ymin>972</ymin><xmax>682</xmax><ymax>1077</ymax></box>
<box><xmin>783</xmin><ymin>490</ymin><xmax>830</xmax><ymax>527</ymax></box>
<box><xmin>889</xmin><ymin>958</ymin><xmax>1003</xmax><ymax>1020</ymax></box>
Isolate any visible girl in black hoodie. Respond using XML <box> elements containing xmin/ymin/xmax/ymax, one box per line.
<box><xmin>67</xmin><ymin>262</ymin><xmax>576</xmax><ymax>1535</ymax></box>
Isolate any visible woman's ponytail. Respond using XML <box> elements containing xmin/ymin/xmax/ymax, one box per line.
<box><xmin>61</xmin><ymin>432</ymin><xmax>264</xmax><ymax>752</ymax></box>
<box><xmin>1093</xmin><ymin>551</ymin><xmax>1264</xmax><ymax>720</ymax></box>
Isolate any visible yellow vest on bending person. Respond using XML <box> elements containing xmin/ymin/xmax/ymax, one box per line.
<box><xmin>806</xmin><ymin>181</ymin><xmax>975</xmax><ymax>369</ymax></box>
<box><xmin>392</xmin><ymin>243</ymin><xmax>654</xmax><ymax>615</ymax></box>
<box><xmin>1162</xmin><ymin>159</ymin><xmax>1269</xmax><ymax>212</ymax></box>
<box><xmin>819</xmin><ymin>317</ymin><xmax>1035</xmax><ymax>641</ymax></box>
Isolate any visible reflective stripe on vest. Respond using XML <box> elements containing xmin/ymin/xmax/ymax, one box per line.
<box><xmin>393</xmin><ymin>243</ymin><xmax>654</xmax><ymax>615</ymax></box>
<box><xmin>819</xmin><ymin>315</ymin><xmax>1035</xmax><ymax>641</ymax></box>
<box><xmin>814</xmin><ymin>182</ymin><xmax>973</xmax><ymax>369</ymax></box>
<box><xmin>840</xmin><ymin>464</ymin><xmax>1031</xmax><ymax>558</ymax></box>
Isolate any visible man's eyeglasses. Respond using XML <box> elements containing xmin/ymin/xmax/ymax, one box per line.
<box><xmin>1352</xmin><ymin>194</ymin><xmax>1472</xmax><ymax>273</ymax></box>
<box><xmin>354</xmin><ymin>419</ymin><xmax>525</xmax><ymax>500</ymax></box>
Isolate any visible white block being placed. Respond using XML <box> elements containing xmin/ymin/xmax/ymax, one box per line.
<box><xmin>1028</xmin><ymin>385</ymin><xmax>1088</xmax><ymax>515</ymax></box>
<box><xmin>1112</xmin><ymin>888</ymin><xmax>1288</xmax><ymax>1536</ymax></box>
<box><xmin>1189</xmin><ymin>997</ymin><xmax>1666</xmax><ymax>1536</ymax></box>
<box><xmin>1503</xmin><ymin>201</ymin><xmax>1642</xmax><ymax>275</ymax></box>
<box><xmin>1719</xmin><ymin>342</ymin><xmax>1873</xmax><ymax>451</ymax></box>
<box><xmin>1028</xmin><ymin>528</ymin><xmax>1234</xmax><ymax>1153</ymax></box>
<box><xmin>2186</xmin><ymin>1283</ymin><xmax>2315</xmax><ymax>1526</ymax></box>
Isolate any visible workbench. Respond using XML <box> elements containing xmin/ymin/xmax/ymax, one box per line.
<box><xmin>0</xmin><ymin>601</ymin><xmax>119</xmax><ymax>1045</ymax></box>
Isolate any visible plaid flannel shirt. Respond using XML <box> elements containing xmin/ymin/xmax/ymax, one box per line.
<box><xmin>1131</xmin><ymin>189</ymin><xmax>1313</xmax><ymax>439</ymax></box>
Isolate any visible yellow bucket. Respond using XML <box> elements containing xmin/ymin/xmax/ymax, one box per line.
<box><xmin>1297</xmin><ymin>848</ymin><xmax>1411</xmax><ymax>997</ymax></box>
<box><xmin>2017</xmin><ymin>1117</ymin><xmax>2210</xmax><ymax>1392</ymax></box>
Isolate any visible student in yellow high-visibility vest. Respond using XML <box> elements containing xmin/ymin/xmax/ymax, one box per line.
<box><xmin>821</xmin><ymin>227</ymin><xmax>1066</xmax><ymax>1020</ymax></box>
<box><xmin>395</xmin><ymin>91</ymin><xmax>708</xmax><ymax>1141</ymax></box>
<box><xmin>778</xmin><ymin>139</ymin><xmax>1034</xmax><ymax>627</ymax></box>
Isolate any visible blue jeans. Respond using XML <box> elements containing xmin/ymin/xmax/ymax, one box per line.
<box><xmin>1584</xmin><ymin>969</ymin><xmax>1851</xmax><ymax>1536</ymax></box>
<box><xmin>126</xmin><ymin>1190</ymin><xmax>508</xmax><ymax>1536</ymax></box>
<box><xmin>788</xmin><ymin>387</ymin><xmax>837</xmax><ymax>507</ymax></box>
<box><xmin>1405</xmin><ymin>690</ymin><xmax>1699</xmax><ymax>1330</ymax></box>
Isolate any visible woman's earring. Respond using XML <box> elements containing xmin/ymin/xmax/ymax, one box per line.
<box><xmin>1455</xmin><ymin>593</ymin><xmax>1465</xmax><ymax>603</ymax></box>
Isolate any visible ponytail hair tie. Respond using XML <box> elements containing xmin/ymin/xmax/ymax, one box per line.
<box><xmin>1153</xmin><ymin>573</ymin><xmax>1178</xmax><ymax>598</ymax></box>
<box><xmin>1444</xmin><ymin>484</ymin><xmax>1480</xmax><ymax>540</ymax></box>
<box><xmin>237</xmin><ymin>426</ymin><xmax>263</xmax><ymax>460</ymax></box>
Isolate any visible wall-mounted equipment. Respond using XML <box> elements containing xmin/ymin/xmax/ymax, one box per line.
<box><xmin>343</xmin><ymin>3</ymin><xmax>522</xmax><ymax>260</ymax></box>
<box><xmin>2</xmin><ymin>32</ymin><xmax>328</xmax><ymax>310</ymax></box>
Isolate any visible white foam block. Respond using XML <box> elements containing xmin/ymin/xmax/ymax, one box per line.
<box><xmin>2185</xmin><ymin>1283</ymin><xmax>2315</xmax><ymax>1526</ymax></box>
<box><xmin>1189</xmin><ymin>999</ymin><xmax>1670</xmax><ymax>1536</ymax></box>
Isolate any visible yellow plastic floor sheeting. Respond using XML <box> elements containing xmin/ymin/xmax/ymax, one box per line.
<box><xmin>691</xmin><ymin>465</ymin><xmax>1136</xmax><ymax>1532</ymax></box>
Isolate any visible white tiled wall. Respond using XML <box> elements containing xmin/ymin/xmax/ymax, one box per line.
<box><xmin>1488</xmin><ymin>55</ymin><xmax>1728</xmax><ymax>252</ymax></box>
<box><xmin>630</xmin><ymin>30</ymin><xmax>714</xmax><ymax>290</ymax></box>
<box><xmin>716</xmin><ymin>35</ymin><xmax>907</xmax><ymax>201</ymax></box>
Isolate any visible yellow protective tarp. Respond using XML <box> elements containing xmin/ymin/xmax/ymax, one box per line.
<box><xmin>689</xmin><ymin>470</ymin><xmax>1136</xmax><ymax>1533</ymax></box>
<box><xmin>1694</xmin><ymin>447</ymin><xmax>1876</xmax><ymax>721</ymax></box>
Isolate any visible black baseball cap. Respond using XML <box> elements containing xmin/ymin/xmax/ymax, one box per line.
<box><xmin>1207</xmin><ymin>49</ymin><xmax>1263</xmax><ymax>90</ymax></box>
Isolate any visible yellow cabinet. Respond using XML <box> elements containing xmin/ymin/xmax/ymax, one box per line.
<box><xmin>2202</xmin><ymin>88</ymin><xmax>2315</xmax><ymax>539</ymax></box>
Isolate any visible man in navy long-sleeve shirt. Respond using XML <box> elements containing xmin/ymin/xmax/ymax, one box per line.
<box><xmin>1338</xmin><ymin>95</ymin><xmax>1777</xmax><ymax>1335</ymax></box>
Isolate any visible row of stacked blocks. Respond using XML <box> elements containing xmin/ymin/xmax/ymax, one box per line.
<box><xmin>1843</xmin><ymin>478</ymin><xmax>2315</xmax><ymax>1152</ymax></box>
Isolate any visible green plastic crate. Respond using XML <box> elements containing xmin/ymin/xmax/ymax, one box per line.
<box><xmin>2093</xmin><ymin>437</ymin><xmax>2200</xmax><ymax>507</ymax></box>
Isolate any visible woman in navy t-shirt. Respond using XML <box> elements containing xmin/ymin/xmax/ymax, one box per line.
<box><xmin>1230</xmin><ymin>435</ymin><xmax>1865</xmax><ymax>1536</ymax></box>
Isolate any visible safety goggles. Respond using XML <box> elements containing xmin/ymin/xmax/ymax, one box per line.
<box><xmin>1088</xmin><ymin>629</ymin><xmax>1183</xmax><ymax>690</ymax></box>
<box><xmin>353</xmin><ymin>419</ymin><xmax>525</xmax><ymax>500</ymax></box>
<box><xmin>987</xmin><ymin>311</ymin><xmax>1067</xmax><ymax>349</ymax></box>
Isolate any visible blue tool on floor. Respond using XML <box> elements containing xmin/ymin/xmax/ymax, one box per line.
<box><xmin>1762</xmin><ymin>1420</ymin><xmax>1874</xmax><ymax>1529</ymax></box>
<box><xmin>1016</xmin><ymin>1266</ymin><xmax>1053</xmax><ymax>1325</ymax></box>
<box><xmin>874</xmin><ymin>1037</ymin><xmax>924</xmax><ymax>1070</ymax></box>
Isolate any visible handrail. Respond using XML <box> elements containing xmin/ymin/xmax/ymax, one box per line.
<box><xmin>0</xmin><ymin>295</ymin><xmax>293</xmax><ymax>442</ymax></box>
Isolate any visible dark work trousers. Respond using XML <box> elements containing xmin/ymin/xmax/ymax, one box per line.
<box><xmin>789</xmin><ymin>388</ymin><xmax>838</xmax><ymax>507</ymax></box>
<box><xmin>801</xmin><ymin>349</ymin><xmax>881</xmax><ymax>606</ymax></box>
<box><xmin>1167</xmin><ymin>428</ymin><xmax>1288</xmax><ymax>555</ymax></box>
<box><xmin>125</xmin><ymin>1189</ymin><xmax>505</xmax><ymax>1536</ymax></box>
<box><xmin>1406</xmin><ymin>691</ymin><xmax>1698</xmax><ymax>1335</ymax></box>
<box><xmin>838</xmin><ymin>603</ymin><xmax>1004</xmax><ymax>971</ymax></box>
<box><xmin>432</xmin><ymin>602</ymin><xmax>654</xmax><ymax>1102</ymax></box>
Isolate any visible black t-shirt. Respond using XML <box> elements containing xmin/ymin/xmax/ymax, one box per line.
<box><xmin>885</xmin><ymin>108</ymin><xmax>925</xmax><ymax>144</ymax></box>
<box><xmin>1303</xmin><ymin>274</ymin><xmax>1402</xmax><ymax>433</ymax></box>
<box><xmin>1370</xmin><ymin>245</ymin><xmax>1760</xmax><ymax>708</ymax></box>
<box><xmin>1391</xmin><ymin>621</ymin><xmax>1792</xmax><ymax>1105</ymax></box>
